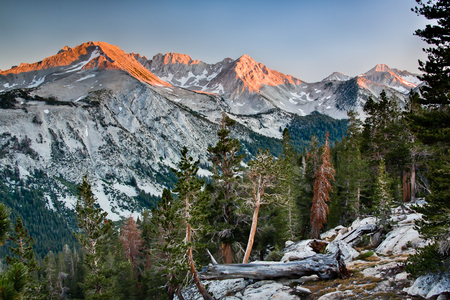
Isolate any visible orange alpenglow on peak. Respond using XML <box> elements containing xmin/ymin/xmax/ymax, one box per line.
<box><xmin>0</xmin><ymin>41</ymin><xmax>170</xmax><ymax>87</ymax></box>
<box><xmin>162</xmin><ymin>53</ymin><xmax>200</xmax><ymax>65</ymax></box>
<box><xmin>233</xmin><ymin>54</ymin><xmax>303</xmax><ymax>92</ymax></box>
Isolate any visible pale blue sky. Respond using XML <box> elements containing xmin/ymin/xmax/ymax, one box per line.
<box><xmin>0</xmin><ymin>0</ymin><xmax>430</xmax><ymax>82</ymax></box>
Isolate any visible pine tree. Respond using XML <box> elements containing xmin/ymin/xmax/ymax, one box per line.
<box><xmin>207</xmin><ymin>113</ymin><xmax>245</xmax><ymax>264</ymax></box>
<box><xmin>0</xmin><ymin>204</ymin><xmax>29</xmax><ymax>300</ymax></box>
<box><xmin>372</xmin><ymin>158</ymin><xmax>394</xmax><ymax>227</ymax></box>
<box><xmin>405</xmin><ymin>0</ymin><xmax>450</xmax><ymax>277</ymax></box>
<box><xmin>172</xmin><ymin>147</ymin><xmax>213</xmax><ymax>300</ymax></box>
<box><xmin>298</xmin><ymin>136</ymin><xmax>320</xmax><ymax>239</ymax></box>
<box><xmin>413</xmin><ymin>0</ymin><xmax>450</xmax><ymax>107</ymax></box>
<box><xmin>280</xmin><ymin>128</ymin><xmax>301</xmax><ymax>240</ymax></box>
<box><xmin>73</xmin><ymin>175</ymin><xmax>116</xmax><ymax>299</ymax></box>
<box><xmin>0</xmin><ymin>204</ymin><xmax>10</xmax><ymax>247</ymax></box>
<box><xmin>119</xmin><ymin>216</ymin><xmax>142</xmax><ymax>271</ymax></box>
<box><xmin>243</xmin><ymin>149</ymin><xmax>283</xmax><ymax>263</ymax></box>
<box><xmin>6</xmin><ymin>217</ymin><xmax>37</xmax><ymax>272</ymax></box>
<box><xmin>329</xmin><ymin>111</ymin><xmax>370</xmax><ymax>226</ymax></box>
<box><xmin>146</xmin><ymin>188</ymin><xmax>186</xmax><ymax>300</ymax></box>
<box><xmin>310</xmin><ymin>133</ymin><xmax>335</xmax><ymax>239</ymax></box>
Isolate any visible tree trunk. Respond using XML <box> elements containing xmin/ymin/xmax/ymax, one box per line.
<box><xmin>221</xmin><ymin>243</ymin><xmax>233</xmax><ymax>264</ymax></box>
<box><xmin>201</xmin><ymin>251</ymin><xmax>349</xmax><ymax>280</ymax></box>
<box><xmin>411</xmin><ymin>163</ymin><xmax>416</xmax><ymax>201</ymax></box>
<box><xmin>187</xmin><ymin>246</ymin><xmax>213</xmax><ymax>300</ymax></box>
<box><xmin>243</xmin><ymin>203</ymin><xmax>260</xmax><ymax>263</ymax></box>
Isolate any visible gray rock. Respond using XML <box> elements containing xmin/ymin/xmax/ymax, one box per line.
<box><xmin>405</xmin><ymin>273</ymin><xmax>450</xmax><ymax>299</ymax></box>
<box><xmin>375</xmin><ymin>225</ymin><xmax>422</xmax><ymax>255</ymax></box>
<box><xmin>317</xmin><ymin>290</ymin><xmax>353</xmax><ymax>300</ymax></box>
<box><xmin>325</xmin><ymin>240</ymin><xmax>359</xmax><ymax>262</ymax></box>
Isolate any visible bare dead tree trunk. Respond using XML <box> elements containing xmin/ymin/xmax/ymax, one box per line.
<box><xmin>202</xmin><ymin>250</ymin><xmax>350</xmax><ymax>280</ymax></box>
<box><xmin>243</xmin><ymin>203</ymin><xmax>260</xmax><ymax>263</ymax></box>
<box><xmin>411</xmin><ymin>163</ymin><xmax>416</xmax><ymax>200</ymax></box>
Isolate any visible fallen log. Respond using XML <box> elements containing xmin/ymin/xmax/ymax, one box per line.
<box><xmin>200</xmin><ymin>250</ymin><xmax>350</xmax><ymax>281</ymax></box>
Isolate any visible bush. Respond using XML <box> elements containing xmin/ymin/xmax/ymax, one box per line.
<box><xmin>405</xmin><ymin>243</ymin><xmax>449</xmax><ymax>279</ymax></box>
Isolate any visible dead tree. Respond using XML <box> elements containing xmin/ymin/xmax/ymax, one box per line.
<box><xmin>200</xmin><ymin>250</ymin><xmax>350</xmax><ymax>281</ymax></box>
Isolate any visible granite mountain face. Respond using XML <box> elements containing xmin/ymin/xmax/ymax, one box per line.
<box><xmin>135</xmin><ymin>52</ymin><xmax>420</xmax><ymax>119</ymax></box>
<box><xmin>0</xmin><ymin>41</ymin><xmax>418</xmax><ymax>253</ymax></box>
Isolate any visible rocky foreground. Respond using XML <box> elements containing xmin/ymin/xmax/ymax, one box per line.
<box><xmin>177</xmin><ymin>200</ymin><xmax>450</xmax><ymax>299</ymax></box>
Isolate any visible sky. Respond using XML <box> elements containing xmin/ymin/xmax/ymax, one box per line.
<box><xmin>0</xmin><ymin>0</ymin><xmax>431</xmax><ymax>82</ymax></box>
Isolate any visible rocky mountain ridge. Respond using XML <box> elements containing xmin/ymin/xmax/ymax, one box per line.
<box><xmin>136</xmin><ymin>52</ymin><xmax>421</xmax><ymax>119</ymax></box>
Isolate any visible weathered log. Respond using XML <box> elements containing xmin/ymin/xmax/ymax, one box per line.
<box><xmin>200</xmin><ymin>250</ymin><xmax>350</xmax><ymax>281</ymax></box>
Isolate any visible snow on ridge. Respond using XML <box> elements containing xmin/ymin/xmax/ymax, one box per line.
<box><xmin>28</xmin><ymin>75</ymin><xmax>46</xmax><ymax>88</ymax></box>
<box><xmin>401</xmin><ymin>75</ymin><xmax>421</xmax><ymax>86</ymax></box>
<box><xmin>197</xmin><ymin>168</ymin><xmax>213</xmax><ymax>177</ymax></box>
<box><xmin>45</xmin><ymin>194</ymin><xmax>56</xmax><ymax>212</ymax></box>
<box><xmin>62</xmin><ymin>49</ymin><xmax>101</xmax><ymax>73</ymax></box>
<box><xmin>75</xmin><ymin>74</ymin><xmax>96</xmax><ymax>82</ymax></box>
<box><xmin>112</xmin><ymin>182</ymin><xmax>137</xmax><ymax>197</ymax></box>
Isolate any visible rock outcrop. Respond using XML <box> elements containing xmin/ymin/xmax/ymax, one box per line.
<box><xmin>177</xmin><ymin>201</ymin><xmax>447</xmax><ymax>299</ymax></box>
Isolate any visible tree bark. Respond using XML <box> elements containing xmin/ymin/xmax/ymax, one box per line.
<box><xmin>242</xmin><ymin>203</ymin><xmax>260</xmax><ymax>263</ymax></box>
<box><xmin>411</xmin><ymin>163</ymin><xmax>416</xmax><ymax>200</ymax></box>
<box><xmin>201</xmin><ymin>251</ymin><xmax>350</xmax><ymax>280</ymax></box>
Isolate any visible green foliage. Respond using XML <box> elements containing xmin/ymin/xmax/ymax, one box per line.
<box><xmin>406</xmin><ymin>0</ymin><xmax>450</xmax><ymax>278</ymax></box>
<box><xmin>207</xmin><ymin>115</ymin><xmax>247</xmax><ymax>263</ymax></box>
<box><xmin>356</xmin><ymin>250</ymin><xmax>375</xmax><ymax>260</ymax></box>
<box><xmin>146</xmin><ymin>189</ymin><xmax>186</xmax><ymax>299</ymax></box>
<box><xmin>372</xmin><ymin>158</ymin><xmax>394</xmax><ymax>227</ymax></box>
<box><xmin>0</xmin><ymin>263</ymin><xmax>29</xmax><ymax>300</ymax></box>
<box><xmin>405</xmin><ymin>243</ymin><xmax>448</xmax><ymax>279</ymax></box>
<box><xmin>279</xmin><ymin>128</ymin><xmax>302</xmax><ymax>240</ymax></box>
<box><xmin>74</xmin><ymin>175</ymin><xmax>116</xmax><ymax>299</ymax></box>
<box><xmin>0</xmin><ymin>205</ymin><xmax>11</xmax><ymax>248</ymax></box>
<box><xmin>0</xmin><ymin>167</ymin><xmax>78</xmax><ymax>258</ymax></box>
<box><xmin>286</xmin><ymin>111</ymin><xmax>347</xmax><ymax>152</ymax></box>
<box><xmin>6</xmin><ymin>216</ymin><xmax>38</xmax><ymax>272</ymax></box>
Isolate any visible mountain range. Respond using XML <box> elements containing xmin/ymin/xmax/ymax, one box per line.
<box><xmin>0</xmin><ymin>41</ymin><xmax>420</xmax><ymax>255</ymax></box>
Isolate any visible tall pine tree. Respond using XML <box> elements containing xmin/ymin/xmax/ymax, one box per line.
<box><xmin>310</xmin><ymin>133</ymin><xmax>335</xmax><ymax>239</ymax></box>
<box><xmin>172</xmin><ymin>147</ymin><xmax>213</xmax><ymax>300</ymax></box>
<box><xmin>405</xmin><ymin>0</ymin><xmax>450</xmax><ymax>277</ymax></box>
<box><xmin>207</xmin><ymin>114</ymin><xmax>245</xmax><ymax>264</ymax></box>
<box><xmin>74</xmin><ymin>175</ymin><xmax>116</xmax><ymax>299</ymax></box>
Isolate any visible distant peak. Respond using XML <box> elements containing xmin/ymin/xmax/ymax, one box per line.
<box><xmin>162</xmin><ymin>53</ymin><xmax>198</xmax><ymax>65</ymax></box>
<box><xmin>58</xmin><ymin>45</ymin><xmax>72</xmax><ymax>54</ymax></box>
<box><xmin>322</xmin><ymin>72</ymin><xmax>350</xmax><ymax>82</ymax></box>
<box><xmin>0</xmin><ymin>41</ymin><xmax>170</xmax><ymax>87</ymax></box>
<box><xmin>363</xmin><ymin>64</ymin><xmax>395</xmax><ymax>75</ymax></box>
<box><xmin>236</xmin><ymin>54</ymin><xmax>256</xmax><ymax>63</ymax></box>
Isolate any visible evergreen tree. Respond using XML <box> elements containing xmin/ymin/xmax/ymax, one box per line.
<box><xmin>405</xmin><ymin>0</ymin><xmax>450</xmax><ymax>277</ymax></box>
<box><xmin>6</xmin><ymin>217</ymin><xmax>38</xmax><ymax>272</ymax></box>
<box><xmin>119</xmin><ymin>216</ymin><xmax>142</xmax><ymax>272</ymax></box>
<box><xmin>243</xmin><ymin>149</ymin><xmax>283</xmax><ymax>263</ymax></box>
<box><xmin>0</xmin><ymin>204</ymin><xmax>29</xmax><ymax>300</ymax></box>
<box><xmin>0</xmin><ymin>204</ymin><xmax>10</xmax><ymax>247</ymax></box>
<box><xmin>329</xmin><ymin>111</ymin><xmax>370</xmax><ymax>227</ymax></box>
<box><xmin>172</xmin><ymin>147</ymin><xmax>213</xmax><ymax>300</ymax></box>
<box><xmin>74</xmin><ymin>175</ymin><xmax>116</xmax><ymax>299</ymax></box>
<box><xmin>372</xmin><ymin>158</ymin><xmax>394</xmax><ymax>227</ymax></box>
<box><xmin>297</xmin><ymin>136</ymin><xmax>320</xmax><ymax>239</ymax></box>
<box><xmin>280</xmin><ymin>128</ymin><xmax>301</xmax><ymax>240</ymax></box>
<box><xmin>310</xmin><ymin>133</ymin><xmax>335</xmax><ymax>239</ymax></box>
<box><xmin>207</xmin><ymin>114</ymin><xmax>246</xmax><ymax>264</ymax></box>
<box><xmin>147</xmin><ymin>188</ymin><xmax>186</xmax><ymax>300</ymax></box>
